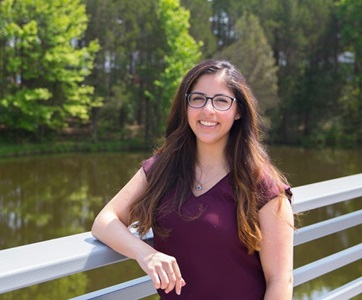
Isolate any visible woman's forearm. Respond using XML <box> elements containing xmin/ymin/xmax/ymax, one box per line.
<box><xmin>91</xmin><ymin>212</ymin><xmax>155</xmax><ymax>260</ymax></box>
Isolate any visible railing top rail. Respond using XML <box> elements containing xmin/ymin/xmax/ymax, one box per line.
<box><xmin>291</xmin><ymin>173</ymin><xmax>362</xmax><ymax>213</ymax></box>
<box><xmin>0</xmin><ymin>232</ymin><xmax>127</xmax><ymax>293</ymax></box>
<box><xmin>0</xmin><ymin>173</ymin><xmax>361</xmax><ymax>294</ymax></box>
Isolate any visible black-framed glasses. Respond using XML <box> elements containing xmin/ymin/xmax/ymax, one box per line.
<box><xmin>186</xmin><ymin>92</ymin><xmax>237</xmax><ymax>111</ymax></box>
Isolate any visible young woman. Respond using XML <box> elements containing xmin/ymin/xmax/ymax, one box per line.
<box><xmin>92</xmin><ymin>60</ymin><xmax>294</xmax><ymax>299</ymax></box>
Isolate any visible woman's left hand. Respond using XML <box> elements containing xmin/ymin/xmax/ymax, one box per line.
<box><xmin>136</xmin><ymin>250</ymin><xmax>186</xmax><ymax>295</ymax></box>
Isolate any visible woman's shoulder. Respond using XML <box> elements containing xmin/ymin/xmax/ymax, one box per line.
<box><xmin>142</xmin><ymin>155</ymin><xmax>159</xmax><ymax>175</ymax></box>
<box><xmin>257</xmin><ymin>169</ymin><xmax>292</xmax><ymax>209</ymax></box>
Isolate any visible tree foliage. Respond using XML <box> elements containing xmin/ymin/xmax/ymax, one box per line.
<box><xmin>0</xmin><ymin>0</ymin><xmax>361</xmax><ymax>147</ymax></box>
<box><xmin>151</xmin><ymin>0</ymin><xmax>202</xmax><ymax>136</ymax></box>
<box><xmin>83</xmin><ymin>0</ymin><xmax>201</xmax><ymax>143</ymax></box>
<box><xmin>83</xmin><ymin>0</ymin><xmax>167</xmax><ymax>141</ymax></box>
<box><xmin>217</xmin><ymin>13</ymin><xmax>278</xmax><ymax>127</ymax></box>
<box><xmin>0</xmin><ymin>0</ymin><xmax>99</xmax><ymax>138</ymax></box>
<box><xmin>180</xmin><ymin>0</ymin><xmax>217</xmax><ymax>58</ymax></box>
<box><xmin>336</xmin><ymin>0</ymin><xmax>362</xmax><ymax>145</ymax></box>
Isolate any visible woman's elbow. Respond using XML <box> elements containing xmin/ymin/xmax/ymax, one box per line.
<box><xmin>91</xmin><ymin>213</ymin><xmax>104</xmax><ymax>240</ymax></box>
<box><xmin>265</xmin><ymin>272</ymin><xmax>294</xmax><ymax>300</ymax></box>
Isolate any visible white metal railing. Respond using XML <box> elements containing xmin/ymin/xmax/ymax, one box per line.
<box><xmin>0</xmin><ymin>173</ymin><xmax>361</xmax><ymax>299</ymax></box>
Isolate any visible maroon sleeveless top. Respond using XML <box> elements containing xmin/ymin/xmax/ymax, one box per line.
<box><xmin>143</xmin><ymin>157</ymin><xmax>292</xmax><ymax>300</ymax></box>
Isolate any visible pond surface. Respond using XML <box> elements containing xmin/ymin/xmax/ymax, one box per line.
<box><xmin>0</xmin><ymin>147</ymin><xmax>361</xmax><ymax>299</ymax></box>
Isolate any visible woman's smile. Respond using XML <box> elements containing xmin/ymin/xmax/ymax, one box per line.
<box><xmin>199</xmin><ymin>120</ymin><xmax>218</xmax><ymax>127</ymax></box>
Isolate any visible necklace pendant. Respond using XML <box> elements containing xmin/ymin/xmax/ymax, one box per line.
<box><xmin>195</xmin><ymin>184</ymin><xmax>203</xmax><ymax>191</ymax></box>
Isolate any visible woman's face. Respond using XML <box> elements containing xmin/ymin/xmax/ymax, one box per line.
<box><xmin>187</xmin><ymin>73</ymin><xmax>240</xmax><ymax>148</ymax></box>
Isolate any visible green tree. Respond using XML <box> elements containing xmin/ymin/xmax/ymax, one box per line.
<box><xmin>84</xmin><ymin>0</ymin><xmax>136</xmax><ymax>141</ymax></box>
<box><xmin>285</xmin><ymin>0</ymin><xmax>343</xmax><ymax>146</ymax></box>
<box><xmin>217</xmin><ymin>13</ymin><xmax>279</xmax><ymax>128</ymax></box>
<box><xmin>209</xmin><ymin>0</ymin><xmax>246</xmax><ymax>48</ymax></box>
<box><xmin>180</xmin><ymin>0</ymin><xmax>217</xmax><ymax>58</ymax></box>
<box><xmin>251</xmin><ymin>0</ymin><xmax>308</xmax><ymax>143</ymax></box>
<box><xmin>84</xmin><ymin>0</ymin><xmax>170</xmax><ymax>143</ymax></box>
<box><xmin>251</xmin><ymin>0</ymin><xmax>344</xmax><ymax>146</ymax></box>
<box><xmin>337</xmin><ymin>0</ymin><xmax>362</xmax><ymax>145</ymax></box>
<box><xmin>84</xmin><ymin>0</ymin><xmax>200</xmax><ymax>144</ymax></box>
<box><xmin>150</xmin><ymin>0</ymin><xmax>202</xmax><ymax>139</ymax></box>
<box><xmin>0</xmin><ymin>0</ymin><xmax>99</xmax><ymax>139</ymax></box>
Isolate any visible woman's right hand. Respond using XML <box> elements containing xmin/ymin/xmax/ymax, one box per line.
<box><xmin>92</xmin><ymin>168</ymin><xmax>186</xmax><ymax>294</ymax></box>
<box><xmin>136</xmin><ymin>251</ymin><xmax>186</xmax><ymax>295</ymax></box>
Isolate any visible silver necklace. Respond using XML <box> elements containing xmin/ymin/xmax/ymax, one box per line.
<box><xmin>195</xmin><ymin>166</ymin><xmax>225</xmax><ymax>191</ymax></box>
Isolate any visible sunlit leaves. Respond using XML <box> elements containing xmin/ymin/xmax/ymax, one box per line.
<box><xmin>0</xmin><ymin>0</ymin><xmax>100</xmax><ymax>135</ymax></box>
<box><xmin>153</xmin><ymin>0</ymin><xmax>201</xmax><ymax>120</ymax></box>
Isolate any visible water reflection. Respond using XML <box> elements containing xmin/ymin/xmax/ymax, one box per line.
<box><xmin>0</xmin><ymin>274</ymin><xmax>88</xmax><ymax>300</ymax></box>
<box><xmin>269</xmin><ymin>146</ymin><xmax>362</xmax><ymax>186</ymax></box>
<box><xmin>0</xmin><ymin>147</ymin><xmax>361</xmax><ymax>299</ymax></box>
<box><xmin>0</xmin><ymin>153</ymin><xmax>147</xmax><ymax>249</ymax></box>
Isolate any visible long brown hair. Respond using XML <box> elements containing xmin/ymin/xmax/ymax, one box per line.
<box><xmin>129</xmin><ymin>60</ymin><xmax>290</xmax><ymax>253</ymax></box>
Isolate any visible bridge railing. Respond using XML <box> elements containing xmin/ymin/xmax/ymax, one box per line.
<box><xmin>1</xmin><ymin>173</ymin><xmax>362</xmax><ymax>299</ymax></box>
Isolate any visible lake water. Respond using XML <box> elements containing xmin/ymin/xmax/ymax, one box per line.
<box><xmin>0</xmin><ymin>146</ymin><xmax>361</xmax><ymax>299</ymax></box>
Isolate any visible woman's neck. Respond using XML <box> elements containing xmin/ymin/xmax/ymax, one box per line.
<box><xmin>196</xmin><ymin>141</ymin><xmax>228</xmax><ymax>169</ymax></box>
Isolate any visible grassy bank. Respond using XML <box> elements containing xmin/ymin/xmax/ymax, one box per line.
<box><xmin>0</xmin><ymin>139</ymin><xmax>151</xmax><ymax>159</ymax></box>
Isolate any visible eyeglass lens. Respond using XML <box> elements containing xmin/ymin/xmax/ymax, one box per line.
<box><xmin>188</xmin><ymin>93</ymin><xmax>233</xmax><ymax>111</ymax></box>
